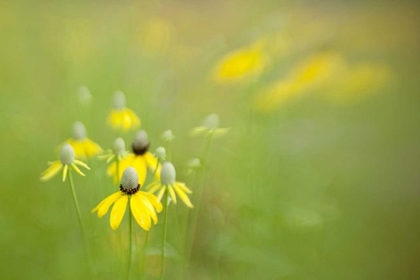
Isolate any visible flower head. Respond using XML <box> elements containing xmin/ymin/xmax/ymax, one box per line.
<box><xmin>108</xmin><ymin>91</ymin><xmax>141</xmax><ymax>131</ymax></box>
<box><xmin>161</xmin><ymin>129</ymin><xmax>175</xmax><ymax>142</ymax></box>
<box><xmin>41</xmin><ymin>144</ymin><xmax>90</xmax><ymax>182</ymax></box>
<box><xmin>99</xmin><ymin>137</ymin><xmax>128</xmax><ymax>163</ymax></box>
<box><xmin>107</xmin><ymin>130</ymin><xmax>160</xmax><ymax>185</ymax></box>
<box><xmin>92</xmin><ymin>167</ymin><xmax>163</xmax><ymax>230</ymax></box>
<box><xmin>78</xmin><ymin>86</ymin><xmax>92</xmax><ymax>106</ymax></box>
<box><xmin>147</xmin><ymin>162</ymin><xmax>193</xmax><ymax>208</ymax></box>
<box><xmin>154</xmin><ymin>146</ymin><xmax>166</xmax><ymax>161</ymax></box>
<box><xmin>191</xmin><ymin>113</ymin><xmax>230</xmax><ymax>138</ymax></box>
<box><xmin>62</xmin><ymin>121</ymin><xmax>103</xmax><ymax>159</ymax></box>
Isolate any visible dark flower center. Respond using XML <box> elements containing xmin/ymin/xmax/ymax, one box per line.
<box><xmin>120</xmin><ymin>184</ymin><xmax>140</xmax><ymax>195</ymax></box>
<box><xmin>132</xmin><ymin>142</ymin><xmax>149</xmax><ymax>155</ymax></box>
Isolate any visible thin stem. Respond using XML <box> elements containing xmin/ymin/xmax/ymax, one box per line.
<box><xmin>166</xmin><ymin>141</ymin><xmax>172</xmax><ymax>162</ymax></box>
<box><xmin>116</xmin><ymin>157</ymin><xmax>120</xmax><ymax>187</ymax></box>
<box><xmin>68</xmin><ymin>168</ymin><xmax>91</xmax><ymax>276</ymax></box>
<box><xmin>140</xmin><ymin>231</ymin><xmax>149</xmax><ymax>279</ymax></box>
<box><xmin>160</xmin><ymin>189</ymin><xmax>169</xmax><ymax>280</ymax></box>
<box><xmin>185</xmin><ymin>135</ymin><xmax>213</xmax><ymax>268</ymax></box>
<box><xmin>127</xmin><ymin>201</ymin><xmax>133</xmax><ymax>280</ymax></box>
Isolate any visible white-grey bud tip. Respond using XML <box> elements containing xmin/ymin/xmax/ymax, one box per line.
<box><xmin>155</xmin><ymin>146</ymin><xmax>166</xmax><ymax>159</ymax></box>
<box><xmin>113</xmin><ymin>138</ymin><xmax>125</xmax><ymax>156</ymax></box>
<box><xmin>78</xmin><ymin>86</ymin><xmax>92</xmax><ymax>105</ymax></box>
<box><xmin>161</xmin><ymin>161</ymin><xmax>176</xmax><ymax>185</ymax></box>
<box><xmin>60</xmin><ymin>144</ymin><xmax>75</xmax><ymax>165</ymax></box>
<box><xmin>203</xmin><ymin>113</ymin><xmax>219</xmax><ymax>129</ymax></box>
<box><xmin>187</xmin><ymin>158</ymin><xmax>201</xmax><ymax>168</ymax></box>
<box><xmin>133</xmin><ymin>130</ymin><xmax>149</xmax><ymax>147</ymax></box>
<box><xmin>113</xmin><ymin>90</ymin><xmax>126</xmax><ymax>109</ymax></box>
<box><xmin>162</xmin><ymin>129</ymin><xmax>175</xmax><ymax>141</ymax></box>
<box><xmin>72</xmin><ymin>121</ymin><xmax>87</xmax><ymax>140</ymax></box>
<box><xmin>121</xmin><ymin>167</ymin><xmax>138</xmax><ymax>190</ymax></box>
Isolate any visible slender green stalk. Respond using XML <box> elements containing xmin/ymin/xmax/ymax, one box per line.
<box><xmin>68</xmin><ymin>168</ymin><xmax>91</xmax><ymax>276</ymax></box>
<box><xmin>127</xmin><ymin>201</ymin><xmax>133</xmax><ymax>280</ymax></box>
<box><xmin>116</xmin><ymin>157</ymin><xmax>120</xmax><ymax>187</ymax></box>
<box><xmin>160</xmin><ymin>189</ymin><xmax>169</xmax><ymax>280</ymax></box>
<box><xmin>139</xmin><ymin>231</ymin><xmax>149</xmax><ymax>279</ymax></box>
<box><xmin>184</xmin><ymin>135</ymin><xmax>213</xmax><ymax>268</ymax></box>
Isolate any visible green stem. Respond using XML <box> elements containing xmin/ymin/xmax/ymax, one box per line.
<box><xmin>127</xmin><ymin>201</ymin><xmax>132</xmax><ymax>280</ymax></box>
<box><xmin>166</xmin><ymin>141</ymin><xmax>172</xmax><ymax>162</ymax></box>
<box><xmin>140</xmin><ymin>231</ymin><xmax>149</xmax><ymax>279</ymax></box>
<box><xmin>68</xmin><ymin>168</ymin><xmax>91</xmax><ymax>276</ymax></box>
<box><xmin>185</xmin><ymin>135</ymin><xmax>213</xmax><ymax>269</ymax></box>
<box><xmin>160</xmin><ymin>189</ymin><xmax>169</xmax><ymax>280</ymax></box>
<box><xmin>153</xmin><ymin>159</ymin><xmax>160</xmax><ymax>177</ymax></box>
<box><xmin>116</xmin><ymin>157</ymin><xmax>120</xmax><ymax>187</ymax></box>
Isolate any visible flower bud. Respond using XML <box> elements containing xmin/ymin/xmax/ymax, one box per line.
<box><xmin>121</xmin><ymin>167</ymin><xmax>138</xmax><ymax>190</ymax></box>
<box><xmin>161</xmin><ymin>162</ymin><xmax>176</xmax><ymax>185</ymax></box>
<box><xmin>203</xmin><ymin>113</ymin><xmax>219</xmax><ymax>129</ymax></box>
<box><xmin>113</xmin><ymin>90</ymin><xmax>126</xmax><ymax>110</ymax></box>
<box><xmin>113</xmin><ymin>138</ymin><xmax>125</xmax><ymax>156</ymax></box>
<box><xmin>72</xmin><ymin>121</ymin><xmax>87</xmax><ymax>140</ymax></box>
<box><xmin>161</xmin><ymin>129</ymin><xmax>175</xmax><ymax>142</ymax></box>
<box><xmin>132</xmin><ymin>130</ymin><xmax>149</xmax><ymax>155</ymax></box>
<box><xmin>60</xmin><ymin>144</ymin><xmax>75</xmax><ymax>165</ymax></box>
<box><xmin>155</xmin><ymin>146</ymin><xmax>166</xmax><ymax>160</ymax></box>
<box><xmin>78</xmin><ymin>86</ymin><xmax>92</xmax><ymax>106</ymax></box>
<box><xmin>187</xmin><ymin>158</ymin><xmax>201</xmax><ymax>169</ymax></box>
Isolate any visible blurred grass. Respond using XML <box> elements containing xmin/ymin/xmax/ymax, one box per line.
<box><xmin>1</xmin><ymin>1</ymin><xmax>420</xmax><ymax>279</ymax></box>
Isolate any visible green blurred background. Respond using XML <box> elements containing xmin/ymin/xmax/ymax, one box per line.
<box><xmin>1</xmin><ymin>1</ymin><xmax>419</xmax><ymax>279</ymax></box>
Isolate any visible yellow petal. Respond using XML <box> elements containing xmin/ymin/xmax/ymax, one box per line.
<box><xmin>71</xmin><ymin>164</ymin><xmax>86</xmax><ymax>177</ymax></box>
<box><xmin>62</xmin><ymin>164</ymin><xmax>68</xmax><ymax>182</ymax></box>
<box><xmin>168</xmin><ymin>185</ymin><xmax>177</xmax><ymax>204</ymax></box>
<box><xmin>40</xmin><ymin>161</ymin><xmax>63</xmax><ymax>181</ymax></box>
<box><xmin>110</xmin><ymin>195</ymin><xmax>128</xmax><ymax>230</ymax></box>
<box><xmin>212</xmin><ymin>128</ymin><xmax>230</xmax><ymax>138</ymax></box>
<box><xmin>175</xmin><ymin>182</ymin><xmax>192</xmax><ymax>194</ymax></box>
<box><xmin>85</xmin><ymin>138</ymin><xmax>103</xmax><ymax>157</ymax></box>
<box><xmin>126</xmin><ymin>108</ymin><xmax>141</xmax><ymax>127</ymax></box>
<box><xmin>147</xmin><ymin>181</ymin><xmax>162</xmax><ymax>194</ymax></box>
<box><xmin>190</xmin><ymin>126</ymin><xmax>208</xmax><ymax>137</ymax></box>
<box><xmin>132</xmin><ymin>156</ymin><xmax>147</xmax><ymax>186</ymax></box>
<box><xmin>144</xmin><ymin>152</ymin><xmax>160</xmax><ymax>173</ymax></box>
<box><xmin>139</xmin><ymin>193</ymin><xmax>158</xmax><ymax>224</ymax></box>
<box><xmin>143</xmin><ymin>192</ymin><xmax>163</xmax><ymax>213</ymax></box>
<box><xmin>130</xmin><ymin>193</ymin><xmax>152</xmax><ymax>230</ymax></box>
<box><xmin>74</xmin><ymin>159</ymin><xmax>90</xmax><ymax>170</ymax></box>
<box><xmin>173</xmin><ymin>183</ymin><xmax>194</xmax><ymax>208</ymax></box>
<box><xmin>93</xmin><ymin>191</ymin><xmax>122</xmax><ymax>217</ymax></box>
<box><xmin>156</xmin><ymin>187</ymin><xmax>166</xmax><ymax>202</ymax></box>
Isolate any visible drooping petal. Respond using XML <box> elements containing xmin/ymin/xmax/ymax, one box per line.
<box><xmin>168</xmin><ymin>185</ymin><xmax>177</xmax><ymax>204</ymax></box>
<box><xmin>132</xmin><ymin>156</ymin><xmax>147</xmax><ymax>186</ymax></box>
<box><xmin>71</xmin><ymin>164</ymin><xmax>86</xmax><ymax>177</ymax></box>
<box><xmin>126</xmin><ymin>108</ymin><xmax>141</xmax><ymax>127</ymax></box>
<box><xmin>146</xmin><ymin>181</ymin><xmax>162</xmax><ymax>194</ymax></box>
<box><xmin>175</xmin><ymin>182</ymin><xmax>192</xmax><ymax>194</ymax></box>
<box><xmin>130</xmin><ymin>193</ymin><xmax>151</xmax><ymax>230</ymax></box>
<box><xmin>40</xmin><ymin>161</ymin><xmax>63</xmax><ymax>181</ymax></box>
<box><xmin>85</xmin><ymin>138</ymin><xmax>103</xmax><ymax>157</ymax></box>
<box><xmin>62</xmin><ymin>164</ymin><xmax>68</xmax><ymax>182</ymax></box>
<box><xmin>74</xmin><ymin>159</ymin><xmax>90</xmax><ymax>170</ymax></box>
<box><xmin>156</xmin><ymin>187</ymin><xmax>166</xmax><ymax>202</ymax></box>
<box><xmin>144</xmin><ymin>152</ymin><xmax>160</xmax><ymax>174</ymax></box>
<box><xmin>173</xmin><ymin>183</ymin><xmax>194</xmax><ymax>208</ymax></box>
<box><xmin>143</xmin><ymin>192</ymin><xmax>163</xmax><ymax>213</ymax></box>
<box><xmin>191</xmin><ymin>126</ymin><xmax>208</xmax><ymax>137</ymax></box>
<box><xmin>93</xmin><ymin>191</ymin><xmax>122</xmax><ymax>217</ymax></box>
<box><xmin>138</xmin><ymin>192</ymin><xmax>158</xmax><ymax>224</ymax></box>
<box><xmin>110</xmin><ymin>195</ymin><xmax>128</xmax><ymax>230</ymax></box>
<box><xmin>212</xmin><ymin>127</ymin><xmax>230</xmax><ymax>138</ymax></box>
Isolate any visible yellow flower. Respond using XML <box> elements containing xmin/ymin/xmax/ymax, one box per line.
<box><xmin>107</xmin><ymin>131</ymin><xmax>160</xmax><ymax>186</ymax></box>
<box><xmin>147</xmin><ymin>162</ymin><xmax>193</xmax><ymax>208</ymax></box>
<box><xmin>63</xmin><ymin>121</ymin><xmax>103</xmax><ymax>159</ymax></box>
<box><xmin>212</xmin><ymin>41</ymin><xmax>268</xmax><ymax>83</ymax></box>
<box><xmin>108</xmin><ymin>91</ymin><xmax>141</xmax><ymax>131</ymax></box>
<box><xmin>191</xmin><ymin>113</ymin><xmax>230</xmax><ymax>138</ymax></box>
<box><xmin>93</xmin><ymin>167</ymin><xmax>163</xmax><ymax>230</ymax></box>
<box><xmin>41</xmin><ymin>144</ymin><xmax>90</xmax><ymax>182</ymax></box>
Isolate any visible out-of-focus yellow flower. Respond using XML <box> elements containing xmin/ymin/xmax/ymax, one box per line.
<box><xmin>108</xmin><ymin>91</ymin><xmax>141</xmax><ymax>131</ymax></box>
<box><xmin>93</xmin><ymin>167</ymin><xmax>162</xmax><ymax>230</ymax></box>
<box><xmin>212</xmin><ymin>41</ymin><xmax>268</xmax><ymax>83</ymax></box>
<box><xmin>326</xmin><ymin>63</ymin><xmax>392</xmax><ymax>103</ymax></box>
<box><xmin>63</xmin><ymin>121</ymin><xmax>103</xmax><ymax>159</ymax></box>
<box><xmin>41</xmin><ymin>144</ymin><xmax>90</xmax><ymax>182</ymax></box>
<box><xmin>191</xmin><ymin>113</ymin><xmax>230</xmax><ymax>138</ymax></box>
<box><xmin>148</xmin><ymin>162</ymin><xmax>193</xmax><ymax>208</ymax></box>
<box><xmin>107</xmin><ymin>131</ymin><xmax>159</xmax><ymax>186</ymax></box>
<box><xmin>254</xmin><ymin>52</ymin><xmax>345</xmax><ymax>112</ymax></box>
<box><xmin>254</xmin><ymin>79</ymin><xmax>305</xmax><ymax>112</ymax></box>
<box><xmin>290</xmin><ymin>52</ymin><xmax>345</xmax><ymax>87</ymax></box>
<box><xmin>140</xmin><ymin>17</ymin><xmax>175</xmax><ymax>54</ymax></box>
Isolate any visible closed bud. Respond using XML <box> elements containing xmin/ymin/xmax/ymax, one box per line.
<box><xmin>203</xmin><ymin>113</ymin><xmax>219</xmax><ymax>129</ymax></box>
<box><xmin>155</xmin><ymin>146</ymin><xmax>166</xmax><ymax>160</ymax></box>
<box><xmin>113</xmin><ymin>91</ymin><xmax>126</xmax><ymax>109</ymax></box>
<box><xmin>60</xmin><ymin>144</ymin><xmax>75</xmax><ymax>165</ymax></box>
<box><xmin>121</xmin><ymin>167</ymin><xmax>138</xmax><ymax>190</ymax></box>
<box><xmin>72</xmin><ymin>121</ymin><xmax>87</xmax><ymax>140</ymax></box>
<box><xmin>161</xmin><ymin>161</ymin><xmax>176</xmax><ymax>185</ymax></box>
<box><xmin>113</xmin><ymin>138</ymin><xmax>125</xmax><ymax>156</ymax></box>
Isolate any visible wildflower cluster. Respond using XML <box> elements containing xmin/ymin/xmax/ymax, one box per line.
<box><xmin>39</xmin><ymin>89</ymin><xmax>229</xmax><ymax>278</ymax></box>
